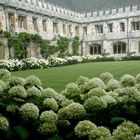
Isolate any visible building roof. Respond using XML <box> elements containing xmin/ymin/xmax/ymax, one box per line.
<box><xmin>47</xmin><ymin>0</ymin><xmax>140</xmax><ymax>12</ymax></box>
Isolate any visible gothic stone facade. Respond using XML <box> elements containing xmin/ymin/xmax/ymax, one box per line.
<box><xmin>0</xmin><ymin>0</ymin><xmax>140</xmax><ymax>59</ymax></box>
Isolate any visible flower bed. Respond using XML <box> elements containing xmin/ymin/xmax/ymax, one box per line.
<box><xmin>0</xmin><ymin>55</ymin><xmax>140</xmax><ymax>71</ymax></box>
<box><xmin>0</xmin><ymin>69</ymin><xmax>140</xmax><ymax>139</ymax></box>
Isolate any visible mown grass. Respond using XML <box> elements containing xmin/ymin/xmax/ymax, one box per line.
<box><xmin>12</xmin><ymin>61</ymin><xmax>140</xmax><ymax>92</ymax></box>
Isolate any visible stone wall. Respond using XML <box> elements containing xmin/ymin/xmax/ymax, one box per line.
<box><xmin>0</xmin><ymin>0</ymin><xmax>140</xmax><ymax>57</ymax></box>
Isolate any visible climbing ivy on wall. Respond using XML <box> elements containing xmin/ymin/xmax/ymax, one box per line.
<box><xmin>72</xmin><ymin>36</ymin><xmax>80</xmax><ymax>55</ymax></box>
<box><xmin>57</xmin><ymin>36</ymin><xmax>69</xmax><ymax>57</ymax></box>
<box><xmin>0</xmin><ymin>30</ymin><xmax>78</xmax><ymax>59</ymax></box>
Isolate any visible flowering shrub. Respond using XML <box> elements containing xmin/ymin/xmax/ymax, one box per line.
<box><xmin>0</xmin><ymin>70</ymin><xmax>140</xmax><ymax>139</ymax></box>
<box><xmin>22</xmin><ymin>57</ymin><xmax>49</xmax><ymax>69</ymax></box>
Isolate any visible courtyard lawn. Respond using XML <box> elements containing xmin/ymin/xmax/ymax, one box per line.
<box><xmin>12</xmin><ymin>61</ymin><xmax>140</xmax><ymax>92</ymax></box>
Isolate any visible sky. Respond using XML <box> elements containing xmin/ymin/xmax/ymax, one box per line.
<box><xmin>46</xmin><ymin>0</ymin><xmax>140</xmax><ymax>12</ymax></box>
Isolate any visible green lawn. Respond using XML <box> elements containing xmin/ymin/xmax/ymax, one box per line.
<box><xmin>12</xmin><ymin>61</ymin><xmax>140</xmax><ymax>92</ymax></box>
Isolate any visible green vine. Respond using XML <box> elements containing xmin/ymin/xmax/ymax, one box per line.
<box><xmin>72</xmin><ymin>36</ymin><xmax>80</xmax><ymax>55</ymax></box>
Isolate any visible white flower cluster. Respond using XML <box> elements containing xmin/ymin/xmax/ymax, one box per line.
<box><xmin>19</xmin><ymin>103</ymin><xmax>39</xmax><ymax>119</ymax></box>
<box><xmin>58</xmin><ymin>103</ymin><xmax>86</xmax><ymax>120</ymax></box>
<box><xmin>40</xmin><ymin>111</ymin><xmax>58</xmax><ymax>123</ymax></box>
<box><xmin>75</xmin><ymin>120</ymin><xmax>97</xmax><ymax>137</ymax></box>
<box><xmin>43</xmin><ymin>98</ymin><xmax>58</xmax><ymax>111</ymax></box>
<box><xmin>8</xmin><ymin>85</ymin><xmax>27</xmax><ymax>98</ymax></box>
<box><xmin>27</xmin><ymin>86</ymin><xmax>42</xmax><ymax>97</ymax></box>
<box><xmin>48</xmin><ymin>57</ymin><xmax>67</xmax><ymax>67</ymax></box>
<box><xmin>0</xmin><ymin>116</ymin><xmax>9</xmax><ymax>131</ymax></box>
<box><xmin>26</xmin><ymin>75</ymin><xmax>41</xmax><ymax>86</ymax></box>
<box><xmin>23</xmin><ymin>57</ymin><xmax>49</xmax><ymax>69</ymax></box>
<box><xmin>112</xmin><ymin>121</ymin><xmax>140</xmax><ymax>140</ymax></box>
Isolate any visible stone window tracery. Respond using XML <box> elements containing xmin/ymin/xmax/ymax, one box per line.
<box><xmin>113</xmin><ymin>42</ymin><xmax>126</xmax><ymax>54</ymax></box>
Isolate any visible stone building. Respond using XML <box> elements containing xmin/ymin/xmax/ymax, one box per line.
<box><xmin>0</xmin><ymin>0</ymin><xmax>140</xmax><ymax>58</ymax></box>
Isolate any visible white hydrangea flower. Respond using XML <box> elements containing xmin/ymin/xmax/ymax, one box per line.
<box><xmin>8</xmin><ymin>85</ymin><xmax>27</xmax><ymax>98</ymax></box>
<box><xmin>100</xmin><ymin>72</ymin><xmax>113</xmax><ymax>84</ymax></box>
<box><xmin>75</xmin><ymin>120</ymin><xmax>97</xmax><ymax>137</ymax></box>
<box><xmin>40</xmin><ymin>110</ymin><xmax>58</xmax><ymax>123</ymax></box>
<box><xmin>26</xmin><ymin>75</ymin><xmax>41</xmax><ymax>86</ymax></box>
<box><xmin>101</xmin><ymin>95</ymin><xmax>116</xmax><ymax>104</ymax></box>
<box><xmin>6</xmin><ymin>104</ymin><xmax>19</xmax><ymax>113</ymax></box>
<box><xmin>121</xmin><ymin>74</ymin><xmax>136</xmax><ymax>87</ymax></box>
<box><xmin>43</xmin><ymin>98</ymin><xmax>58</xmax><ymax>111</ymax></box>
<box><xmin>19</xmin><ymin>103</ymin><xmax>39</xmax><ymax>119</ymax></box>
<box><xmin>38</xmin><ymin>122</ymin><xmax>57</xmax><ymax>135</ymax></box>
<box><xmin>58</xmin><ymin>103</ymin><xmax>86</xmax><ymax>120</ymax></box>
<box><xmin>0</xmin><ymin>116</ymin><xmax>9</xmax><ymax>131</ymax></box>
<box><xmin>27</xmin><ymin>86</ymin><xmax>42</xmax><ymax>97</ymax></box>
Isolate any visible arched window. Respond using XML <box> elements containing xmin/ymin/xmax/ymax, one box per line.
<box><xmin>113</xmin><ymin>42</ymin><xmax>126</xmax><ymax>54</ymax></box>
<box><xmin>90</xmin><ymin>46</ymin><xmax>93</xmax><ymax>55</ymax></box>
<box><xmin>90</xmin><ymin>44</ymin><xmax>102</xmax><ymax>55</ymax></box>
